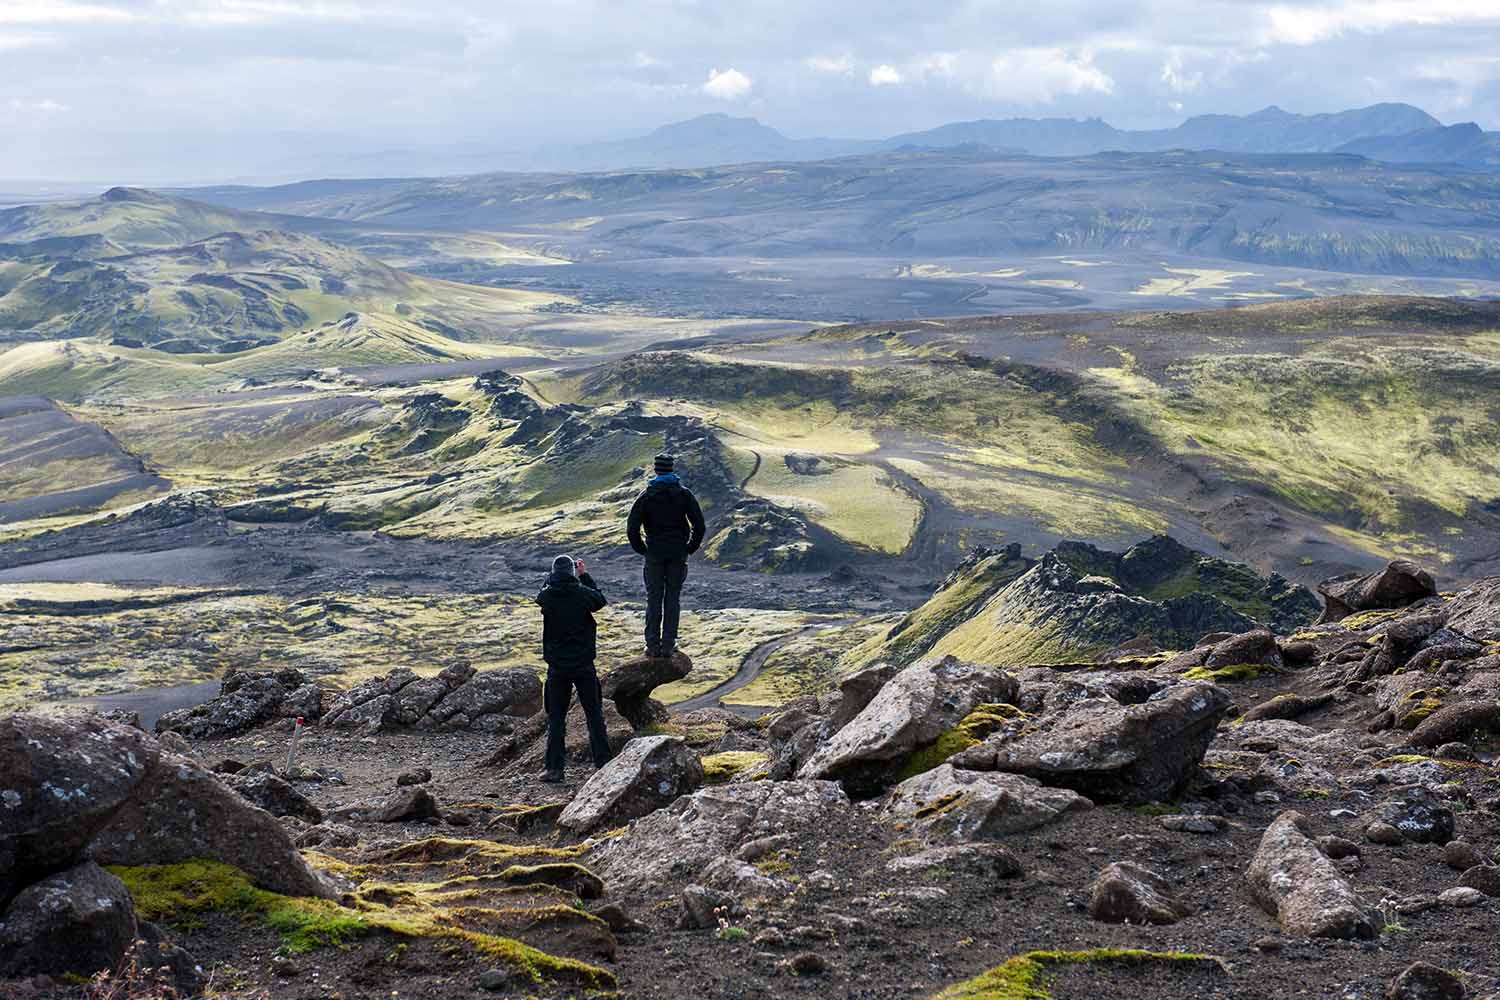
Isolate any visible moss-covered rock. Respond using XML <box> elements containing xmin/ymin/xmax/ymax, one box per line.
<box><xmin>930</xmin><ymin>948</ymin><xmax>1226</xmax><ymax>999</ymax></box>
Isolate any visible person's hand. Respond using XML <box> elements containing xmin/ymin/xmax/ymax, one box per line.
<box><xmin>575</xmin><ymin>557</ymin><xmax>587</xmax><ymax>575</ymax></box>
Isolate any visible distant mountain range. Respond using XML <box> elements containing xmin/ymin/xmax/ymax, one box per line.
<box><xmin>82</xmin><ymin>104</ymin><xmax>1497</xmax><ymax>185</ymax></box>
<box><xmin>544</xmin><ymin>103</ymin><xmax>1472</xmax><ymax>172</ymax></box>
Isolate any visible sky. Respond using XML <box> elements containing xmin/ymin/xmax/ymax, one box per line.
<box><xmin>4</xmin><ymin>0</ymin><xmax>1500</xmax><ymax>183</ymax></box>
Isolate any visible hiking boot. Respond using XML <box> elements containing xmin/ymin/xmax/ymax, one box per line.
<box><xmin>645</xmin><ymin>646</ymin><xmax>662</xmax><ymax>659</ymax></box>
<box><xmin>540</xmin><ymin>769</ymin><xmax>565</xmax><ymax>784</ymax></box>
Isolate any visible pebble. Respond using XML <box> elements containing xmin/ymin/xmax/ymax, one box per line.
<box><xmin>752</xmin><ymin>927</ymin><xmax>788</xmax><ymax>948</ymax></box>
<box><xmin>1253</xmin><ymin>791</ymin><xmax>1281</xmax><ymax>804</ymax></box>
<box><xmin>396</xmin><ymin>767</ymin><xmax>432</xmax><ymax>786</ymax></box>
<box><xmin>477</xmin><ymin>969</ymin><xmax>512</xmax><ymax>991</ymax></box>
<box><xmin>1441</xmin><ymin>840</ymin><xmax>1485</xmax><ymax>872</ymax></box>
<box><xmin>1328</xmin><ymin>808</ymin><xmax>1358</xmax><ymax>820</ymax></box>
<box><xmin>1365</xmin><ymin>821</ymin><xmax>1404</xmax><ymax>846</ymax></box>
<box><xmin>270</xmin><ymin>956</ymin><xmax>300</xmax><ymax>978</ymax></box>
<box><xmin>1159</xmin><ymin>814</ymin><xmax>1228</xmax><ymax>834</ymax></box>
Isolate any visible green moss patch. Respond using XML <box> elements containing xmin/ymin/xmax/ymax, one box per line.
<box><xmin>110</xmin><ymin>860</ymin><xmax>614</xmax><ymax>988</ymax></box>
<box><xmin>701</xmin><ymin>750</ymin><xmax>770</xmax><ymax>784</ymax></box>
<box><xmin>1183</xmin><ymin>662</ymin><xmax>1266</xmax><ymax>682</ymax></box>
<box><xmin>931</xmin><ymin>948</ymin><xmax>1226</xmax><ymax>999</ymax></box>
<box><xmin>897</xmin><ymin>704</ymin><xmax>1027</xmax><ymax>781</ymax></box>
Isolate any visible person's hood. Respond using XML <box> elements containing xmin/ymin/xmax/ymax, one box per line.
<box><xmin>647</xmin><ymin>475</ymin><xmax>683</xmax><ymax>492</ymax></box>
<box><xmin>545</xmin><ymin>570</ymin><xmax>579</xmax><ymax>587</ymax></box>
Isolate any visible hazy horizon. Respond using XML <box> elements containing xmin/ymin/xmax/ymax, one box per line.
<box><xmin>6</xmin><ymin>0</ymin><xmax>1500</xmax><ymax>185</ymax></box>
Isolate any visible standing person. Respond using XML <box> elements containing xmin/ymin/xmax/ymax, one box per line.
<box><xmin>627</xmin><ymin>453</ymin><xmax>706</xmax><ymax>659</ymax></box>
<box><xmin>535</xmin><ymin>554</ymin><xmax>613</xmax><ymax>784</ymax></box>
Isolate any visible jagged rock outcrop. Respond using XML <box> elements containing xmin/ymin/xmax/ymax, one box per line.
<box><xmin>559</xmin><ymin>735</ymin><xmax>705</xmax><ymax>834</ymax></box>
<box><xmin>702</xmin><ymin>498</ymin><xmax>820</xmax><ymax>572</ymax></box>
<box><xmin>882</xmin><ymin>765</ymin><xmax>1092</xmax><ymax>841</ymax></box>
<box><xmin>855</xmin><ymin>535</ymin><xmax>1319</xmax><ymax>669</ymax></box>
<box><xmin>601</xmin><ymin>653</ymin><xmax>692</xmax><ymax>728</ymax></box>
<box><xmin>964</xmin><ymin>682</ymin><xmax>1232</xmax><ymax>805</ymax></box>
<box><xmin>323</xmin><ymin>664</ymin><xmax>541</xmax><ymax>733</ymax></box>
<box><xmin>798</xmin><ymin>656</ymin><xmax>1019</xmax><ymax>797</ymax></box>
<box><xmin>1087</xmin><ymin>861</ymin><xmax>1190</xmax><ymax>925</ymax></box>
<box><xmin>1247</xmin><ymin>811</ymin><xmax>1377</xmax><ymax>939</ymax></box>
<box><xmin>156</xmin><ymin>668</ymin><xmax>322</xmax><ymax>739</ymax></box>
<box><xmin>1318</xmin><ymin>560</ymin><xmax>1438</xmax><ymax>623</ymax></box>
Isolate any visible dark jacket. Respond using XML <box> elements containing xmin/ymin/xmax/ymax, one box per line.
<box><xmin>627</xmin><ymin>478</ymin><xmax>706</xmax><ymax>559</ymax></box>
<box><xmin>536</xmin><ymin>570</ymin><xmax>606</xmax><ymax>670</ymax></box>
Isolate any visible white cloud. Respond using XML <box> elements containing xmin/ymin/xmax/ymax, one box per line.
<box><xmin>703</xmin><ymin>66</ymin><xmax>753</xmax><ymax>100</ymax></box>
<box><xmin>1263</xmin><ymin>1</ymin><xmax>1500</xmax><ymax>46</ymax></box>
<box><xmin>0</xmin><ymin>2</ymin><xmax>134</xmax><ymax>24</ymax></box>
<box><xmin>985</xmin><ymin>48</ymin><xmax>1114</xmax><ymax>102</ymax></box>
<box><xmin>8</xmin><ymin>97</ymin><xmax>70</xmax><ymax>112</ymax></box>
<box><xmin>868</xmin><ymin>63</ymin><xmax>903</xmax><ymax>86</ymax></box>
<box><xmin>1160</xmin><ymin>51</ymin><xmax>1202</xmax><ymax>93</ymax></box>
<box><xmin>634</xmin><ymin>51</ymin><xmax>660</xmax><ymax>68</ymax></box>
<box><xmin>806</xmin><ymin>53</ymin><xmax>853</xmax><ymax>75</ymax></box>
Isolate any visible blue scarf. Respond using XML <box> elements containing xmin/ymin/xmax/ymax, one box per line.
<box><xmin>651</xmin><ymin>473</ymin><xmax>680</xmax><ymax>485</ymax></box>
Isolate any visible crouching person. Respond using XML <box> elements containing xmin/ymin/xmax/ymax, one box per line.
<box><xmin>535</xmin><ymin>555</ymin><xmax>613</xmax><ymax>783</ymax></box>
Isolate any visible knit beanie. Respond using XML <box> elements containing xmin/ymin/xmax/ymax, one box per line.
<box><xmin>654</xmin><ymin>453</ymin><xmax>675</xmax><ymax>476</ymax></box>
<box><xmin>552</xmin><ymin>555</ymin><xmax>576</xmax><ymax>577</ymax></box>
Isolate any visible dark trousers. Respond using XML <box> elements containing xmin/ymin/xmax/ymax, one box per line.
<box><xmin>544</xmin><ymin>664</ymin><xmax>612</xmax><ymax>772</ymax></box>
<box><xmin>644</xmin><ymin>556</ymin><xmax>688</xmax><ymax>654</ymax></box>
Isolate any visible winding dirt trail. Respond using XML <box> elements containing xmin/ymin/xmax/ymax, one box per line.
<box><xmin>672</xmin><ymin>618</ymin><xmax>857</xmax><ymax>713</ymax></box>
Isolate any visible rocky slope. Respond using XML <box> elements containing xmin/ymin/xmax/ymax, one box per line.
<box><xmin>5</xmin><ymin>555</ymin><xmax>1500</xmax><ymax>999</ymax></box>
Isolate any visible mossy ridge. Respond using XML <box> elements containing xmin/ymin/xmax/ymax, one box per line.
<box><xmin>897</xmin><ymin>704</ymin><xmax>1029</xmax><ymax>781</ymax></box>
<box><xmin>930</xmin><ymin>948</ymin><xmax>1227</xmax><ymax>1000</ymax></box>
<box><xmin>701</xmin><ymin>750</ymin><xmax>771</xmax><ymax>784</ymax></box>
<box><xmin>111</xmin><ymin>860</ymin><xmax>615</xmax><ymax>988</ymax></box>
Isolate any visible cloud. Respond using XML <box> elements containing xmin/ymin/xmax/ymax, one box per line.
<box><xmin>1160</xmin><ymin>51</ymin><xmax>1202</xmax><ymax>93</ymax></box>
<box><xmin>8</xmin><ymin>98</ymin><xmax>70</xmax><ymax>112</ymax></box>
<box><xmin>1263</xmin><ymin>1</ymin><xmax>1500</xmax><ymax>46</ymax></box>
<box><xmin>7</xmin><ymin>0</ymin><xmax>1500</xmax><ymax>182</ymax></box>
<box><xmin>703</xmin><ymin>66</ymin><xmax>753</xmax><ymax>100</ymax></box>
<box><xmin>985</xmin><ymin>48</ymin><xmax>1114</xmax><ymax>102</ymax></box>
<box><xmin>806</xmin><ymin>53</ymin><xmax>853</xmax><ymax>75</ymax></box>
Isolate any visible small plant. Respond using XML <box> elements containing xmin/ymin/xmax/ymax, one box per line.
<box><xmin>1376</xmin><ymin>897</ymin><xmax>1409</xmax><ymax>935</ymax></box>
<box><xmin>82</xmin><ymin>946</ymin><xmax>179</xmax><ymax>1000</ymax></box>
<box><xmin>713</xmin><ymin>905</ymin><xmax>749</xmax><ymax>943</ymax></box>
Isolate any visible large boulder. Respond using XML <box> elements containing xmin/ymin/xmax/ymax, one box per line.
<box><xmin>1247</xmin><ymin>811</ymin><xmax>1377</xmax><ymax>940</ymax></box>
<box><xmin>0</xmin><ymin>861</ymin><xmax>138</xmax><ymax>978</ymax></box>
<box><xmin>1409</xmin><ymin>702</ymin><xmax>1500</xmax><ymax>749</ymax></box>
<box><xmin>882</xmin><ymin>765</ymin><xmax>1091</xmax><ymax>841</ymax></box>
<box><xmin>156</xmin><ymin>668</ymin><xmax>315</xmax><ymax>739</ymax></box>
<box><xmin>798</xmin><ymin>656</ymin><xmax>1020</xmax><ymax>797</ymax></box>
<box><xmin>1203</xmin><ymin>629</ymin><xmax>1282</xmax><ymax>670</ymax></box>
<box><xmin>83</xmin><ymin>743</ymin><xmax>333</xmax><ymax>899</ymax></box>
<box><xmin>0</xmin><ymin>713</ymin><xmax>156</xmax><ymax>902</ymax></box>
<box><xmin>980</xmin><ymin>682</ymin><xmax>1232</xmax><ymax>805</ymax></box>
<box><xmin>601</xmin><ymin>653</ymin><xmax>692</xmax><ymax>728</ymax></box>
<box><xmin>559</xmin><ymin>735</ymin><xmax>704</xmax><ymax>834</ymax></box>
<box><xmin>588</xmin><ymin>780</ymin><xmax>849</xmax><ymax>893</ymax></box>
<box><xmin>1088</xmin><ymin>861</ymin><xmax>1190</xmax><ymax>925</ymax></box>
<box><xmin>1318</xmin><ymin>560</ymin><xmax>1437</xmax><ymax>624</ymax></box>
<box><xmin>1388</xmin><ymin>962</ymin><xmax>1469</xmax><ymax>1000</ymax></box>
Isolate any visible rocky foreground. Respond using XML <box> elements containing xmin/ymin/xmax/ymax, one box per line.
<box><xmin>3</xmin><ymin>558</ymin><xmax>1500</xmax><ymax>999</ymax></box>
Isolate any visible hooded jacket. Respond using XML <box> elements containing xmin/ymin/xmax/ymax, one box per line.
<box><xmin>535</xmin><ymin>569</ymin><xmax>607</xmax><ymax>670</ymax></box>
<box><xmin>627</xmin><ymin>476</ymin><xmax>706</xmax><ymax>559</ymax></box>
